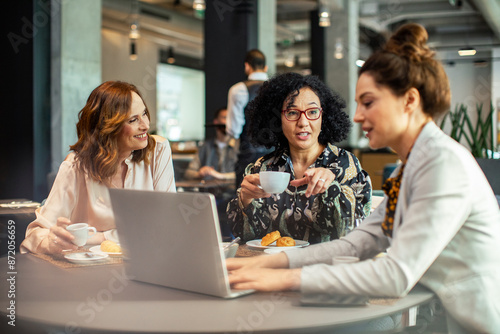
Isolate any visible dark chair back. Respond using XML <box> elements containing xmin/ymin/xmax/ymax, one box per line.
<box><xmin>475</xmin><ymin>158</ymin><xmax>500</xmax><ymax>195</ymax></box>
<box><xmin>382</xmin><ymin>163</ymin><xmax>398</xmax><ymax>186</ymax></box>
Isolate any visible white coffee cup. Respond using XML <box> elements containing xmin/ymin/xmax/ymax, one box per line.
<box><xmin>66</xmin><ymin>223</ymin><xmax>97</xmax><ymax>247</ymax></box>
<box><xmin>259</xmin><ymin>171</ymin><xmax>290</xmax><ymax>194</ymax></box>
<box><xmin>333</xmin><ymin>256</ymin><xmax>359</xmax><ymax>265</ymax></box>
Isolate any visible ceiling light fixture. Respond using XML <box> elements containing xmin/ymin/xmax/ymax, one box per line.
<box><xmin>129</xmin><ymin>22</ymin><xmax>140</xmax><ymax>40</ymax></box>
<box><xmin>167</xmin><ymin>46</ymin><xmax>175</xmax><ymax>64</ymax></box>
<box><xmin>128</xmin><ymin>0</ymin><xmax>140</xmax><ymax>60</ymax></box>
<box><xmin>130</xmin><ymin>40</ymin><xmax>138</xmax><ymax>61</ymax></box>
<box><xmin>318</xmin><ymin>0</ymin><xmax>331</xmax><ymax>27</ymax></box>
<box><xmin>458</xmin><ymin>47</ymin><xmax>477</xmax><ymax>56</ymax></box>
<box><xmin>193</xmin><ymin>0</ymin><xmax>205</xmax><ymax>11</ymax></box>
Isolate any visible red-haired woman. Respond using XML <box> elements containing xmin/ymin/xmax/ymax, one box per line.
<box><xmin>21</xmin><ymin>81</ymin><xmax>176</xmax><ymax>254</ymax></box>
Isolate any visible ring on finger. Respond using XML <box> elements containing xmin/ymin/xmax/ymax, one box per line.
<box><xmin>318</xmin><ymin>178</ymin><xmax>326</xmax><ymax>182</ymax></box>
<box><xmin>53</xmin><ymin>235</ymin><xmax>58</xmax><ymax>244</ymax></box>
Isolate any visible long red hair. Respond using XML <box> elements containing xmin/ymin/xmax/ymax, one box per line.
<box><xmin>70</xmin><ymin>81</ymin><xmax>155</xmax><ymax>183</ymax></box>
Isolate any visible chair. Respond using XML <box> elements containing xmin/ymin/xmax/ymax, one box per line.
<box><xmin>382</xmin><ymin>163</ymin><xmax>398</xmax><ymax>186</ymax></box>
<box><xmin>475</xmin><ymin>158</ymin><xmax>500</xmax><ymax>195</ymax></box>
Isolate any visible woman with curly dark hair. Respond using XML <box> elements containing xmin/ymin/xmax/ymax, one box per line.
<box><xmin>227</xmin><ymin>24</ymin><xmax>500</xmax><ymax>333</ymax></box>
<box><xmin>21</xmin><ymin>81</ymin><xmax>176</xmax><ymax>254</ymax></box>
<box><xmin>227</xmin><ymin>72</ymin><xmax>372</xmax><ymax>244</ymax></box>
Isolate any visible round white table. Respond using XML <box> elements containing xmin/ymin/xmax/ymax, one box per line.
<box><xmin>0</xmin><ymin>254</ymin><xmax>436</xmax><ymax>333</ymax></box>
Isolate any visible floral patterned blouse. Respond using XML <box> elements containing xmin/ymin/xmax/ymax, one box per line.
<box><xmin>226</xmin><ymin>143</ymin><xmax>372</xmax><ymax>244</ymax></box>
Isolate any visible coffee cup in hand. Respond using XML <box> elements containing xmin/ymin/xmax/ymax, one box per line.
<box><xmin>259</xmin><ymin>171</ymin><xmax>290</xmax><ymax>194</ymax></box>
<box><xmin>66</xmin><ymin>223</ymin><xmax>97</xmax><ymax>247</ymax></box>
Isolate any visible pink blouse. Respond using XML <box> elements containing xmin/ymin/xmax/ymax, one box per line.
<box><xmin>20</xmin><ymin>136</ymin><xmax>176</xmax><ymax>253</ymax></box>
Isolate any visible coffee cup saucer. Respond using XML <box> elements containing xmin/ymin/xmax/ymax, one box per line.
<box><xmin>64</xmin><ymin>252</ymin><xmax>109</xmax><ymax>264</ymax></box>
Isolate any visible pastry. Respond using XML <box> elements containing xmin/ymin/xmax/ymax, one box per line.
<box><xmin>276</xmin><ymin>237</ymin><xmax>296</xmax><ymax>247</ymax></box>
<box><xmin>261</xmin><ymin>231</ymin><xmax>281</xmax><ymax>246</ymax></box>
<box><xmin>100</xmin><ymin>240</ymin><xmax>121</xmax><ymax>253</ymax></box>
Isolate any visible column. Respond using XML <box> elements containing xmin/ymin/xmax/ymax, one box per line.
<box><xmin>204</xmin><ymin>0</ymin><xmax>263</xmax><ymax>139</ymax></box>
<box><xmin>310</xmin><ymin>9</ymin><xmax>326</xmax><ymax>83</ymax></box>
<box><xmin>257</xmin><ymin>0</ymin><xmax>276</xmax><ymax>76</ymax></box>
<box><xmin>322</xmin><ymin>0</ymin><xmax>360</xmax><ymax>148</ymax></box>
<box><xmin>51</xmin><ymin>0</ymin><xmax>102</xmax><ymax>170</ymax></box>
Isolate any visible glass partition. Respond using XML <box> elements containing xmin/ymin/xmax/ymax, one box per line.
<box><xmin>156</xmin><ymin>63</ymin><xmax>205</xmax><ymax>141</ymax></box>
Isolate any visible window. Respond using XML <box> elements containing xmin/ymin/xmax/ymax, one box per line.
<box><xmin>156</xmin><ymin>63</ymin><xmax>205</xmax><ymax>141</ymax></box>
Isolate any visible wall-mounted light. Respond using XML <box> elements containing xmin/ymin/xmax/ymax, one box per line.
<box><xmin>318</xmin><ymin>0</ymin><xmax>331</xmax><ymax>27</ymax></box>
<box><xmin>284</xmin><ymin>54</ymin><xmax>294</xmax><ymax>68</ymax></box>
<box><xmin>334</xmin><ymin>38</ymin><xmax>344</xmax><ymax>59</ymax></box>
<box><xmin>130</xmin><ymin>40</ymin><xmax>137</xmax><ymax>61</ymax></box>
<box><xmin>167</xmin><ymin>46</ymin><xmax>175</xmax><ymax>64</ymax></box>
<box><xmin>458</xmin><ymin>47</ymin><xmax>476</xmax><ymax>56</ymax></box>
<box><xmin>193</xmin><ymin>0</ymin><xmax>205</xmax><ymax>11</ymax></box>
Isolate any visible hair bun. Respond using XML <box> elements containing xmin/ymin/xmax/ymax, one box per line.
<box><xmin>384</xmin><ymin>23</ymin><xmax>434</xmax><ymax>62</ymax></box>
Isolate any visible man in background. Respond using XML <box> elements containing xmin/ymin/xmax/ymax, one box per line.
<box><xmin>226</xmin><ymin>49</ymin><xmax>272</xmax><ymax>188</ymax></box>
<box><xmin>184</xmin><ymin>107</ymin><xmax>237</xmax><ymax>181</ymax></box>
<box><xmin>184</xmin><ymin>107</ymin><xmax>237</xmax><ymax>240</ymax></box>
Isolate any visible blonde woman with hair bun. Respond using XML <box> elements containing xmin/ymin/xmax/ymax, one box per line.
<box><xmin>226</xmin><ymin>23</ymin><xmax>500</xmax><ymax>333</ymax></box>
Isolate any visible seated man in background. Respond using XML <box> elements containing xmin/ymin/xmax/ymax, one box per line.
<box><xmin>184</xmin><ymin>107</ymin><xmax>238</xmax><ymax>240</ymax></box>
<box><xmin>184</xmin><ymin>107</ymin><xmax>237</xmax><ymax>181</ymax></box>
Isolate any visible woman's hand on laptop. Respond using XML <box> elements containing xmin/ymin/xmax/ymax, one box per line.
<box><xmin>226</xmin><ymin>252</ymin><xmax>289</xmax><ymax>271</ymax></box>
<box><xmin>229</xmin><ymin>268</ymin><xmax>302</xmax><ymax>291</ymax></box>
<box><xmin>226</xmin><ymin>253</ymin><xmax>299</xmax><ymax>291</ymax></box>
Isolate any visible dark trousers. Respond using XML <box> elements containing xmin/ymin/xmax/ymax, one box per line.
<box><xmin>216</xmin><ymin>190</ymin><xmax>236</xmax><ymax>241</ymax></box>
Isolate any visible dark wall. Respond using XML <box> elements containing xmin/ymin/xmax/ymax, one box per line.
<box><xmin>1</xmin><ymin>2</ymin><xmax>35</xmax><ymax>200</ymax></box>
<box><xmin>1</xmin><ymin>1</ymin><xmax>51</xmax><ymax>201</ymax></box>
<box><xmin>204</xmin><ymin>0</ymin><xmax>258</xmax><ymax>139</ymax></box>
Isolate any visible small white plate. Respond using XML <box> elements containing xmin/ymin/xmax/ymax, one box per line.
<box><xmin>246</xmin><ymin>239</ymin><xmax>310</xmax><ymax>249</ymax></box>
<box><xmin>64</xmin><ymin>252</ymin><xmax>109</xmax><ymax>264</ymax></box>
<box><xmin>89</xmin><ymin>245</ymin><xmax>122</xmax><ymax>257</ymax></box>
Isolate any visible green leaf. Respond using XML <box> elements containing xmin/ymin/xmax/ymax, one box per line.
<box><xmin>439</xmin><ymin>102</ymin><xmax>495</xmax><ymax>158</ymax></box>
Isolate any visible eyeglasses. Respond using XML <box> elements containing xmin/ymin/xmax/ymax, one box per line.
<box><xmin>282</xmin><ymin>108</ymin><xmax>322</xmax><ymax>121</ymax></box>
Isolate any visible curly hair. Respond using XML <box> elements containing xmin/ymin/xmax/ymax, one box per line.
<box><xmin>246</xmin><ymin>72</ymin><xmax>350</xmax><ymax>151</ymax></box>
<box><xmin>69</xmin><ymin>81</ymin><xmax>155</xmax><ymax>184</ymax></box>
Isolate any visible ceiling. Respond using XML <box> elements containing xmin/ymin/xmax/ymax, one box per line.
<box><xmin>102</xmin><ymin>0</ymin><xmax>500</xmax><ymax>68</ymax></box>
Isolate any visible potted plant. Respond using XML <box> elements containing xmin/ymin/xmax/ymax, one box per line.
<box><xmin>440</xmin><ymin>102</ymin><xmax>499</xmax><ymax>194</ymax></box>
<box><xmin>439</xmin><ymin>102</ymin><xmax>496</xmax><ymax>158</ymax></box>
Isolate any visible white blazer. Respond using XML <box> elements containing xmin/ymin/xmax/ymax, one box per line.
<box><xmin>287</xmin><ymin>122</ymin><xmax>500</xmax><ymax>333</ymax></box>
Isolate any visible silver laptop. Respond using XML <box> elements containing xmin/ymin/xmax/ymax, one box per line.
<box><xmin>109</xmin><ymin>188</ymin><xmax>253</xmax><ymax>299</ymax></box>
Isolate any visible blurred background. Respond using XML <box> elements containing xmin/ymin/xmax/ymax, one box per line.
<box><xmin>2</xmin><ymin>0</ymin><xmax>499</xmax><ymax>201</ymax></box>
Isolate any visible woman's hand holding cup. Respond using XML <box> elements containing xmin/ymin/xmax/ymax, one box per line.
<box><xmin>41</xmin><ymin>217</ymin><xmax>78</xmax><ymax>254</ymax></box>
<box><xmin>239</xmin><ymin>174</ymin><xmax>272</xmax><ymax>208</ymax></box>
